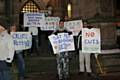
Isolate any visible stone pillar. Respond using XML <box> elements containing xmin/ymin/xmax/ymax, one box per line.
<box><xmin>5</xmin><ymin>0</ymin><xmax>13</xmax><ymax>26</ymax></box>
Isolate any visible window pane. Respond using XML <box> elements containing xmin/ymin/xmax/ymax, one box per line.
<box><xmin>21</xmin><ymin>0</ymin><xmax>40</xmax><ymax>13</ymax></box>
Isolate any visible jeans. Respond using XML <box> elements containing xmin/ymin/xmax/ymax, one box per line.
<box><xmin>56</xmin><ymin>52</ymin><xmax>69</xmax><ymax>79</ymax></box>
<box><xmin>0</xmin><ymin>71</ymin><xmax>11</xmax><ymax>80</ymax></box>
<box><xmin>16</xmin><ymin>51</ymin><xmax>25</xmax><ymax>79</ymax></box>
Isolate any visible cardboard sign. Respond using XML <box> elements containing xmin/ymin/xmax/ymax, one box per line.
<box><xmin>11</xmin><ymin>32</ymin><xmax>32</xmax><ymax>50</ymax></box>
<box><xmin>82</xmin><ymin>28</ymin><xmax>101</xmax><ymax>53</ymax></box>
<box><xmin>41</xmin><ymin>17</ymin><xmax>60</xmax><ymax>30</ymax></box>
<box><xmin>24</xmin><ymin>12</ymin><xmax>45</xmax><ymax>27</ymax></box>
<box><xmin>64</xmin><ymin>20</ymin><xmax>83</xmax><ymax>36</ymax></box>
<box><xmin>48</xmin><ymin>33</ymin><xmax>75</xmax><ymax>54</ymax></box>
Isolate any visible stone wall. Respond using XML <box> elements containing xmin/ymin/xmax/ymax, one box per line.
<box><xmin>0</xmin><ymin>0</ymin><xmax>116</xmax><ymax>49</ymax></box>
<box><xmin>91</xmin><ymin>23</ymin><xmax>117</xmax><ymax>49</ymax></box>
<box><xmin>72</xmin><ymin>0</ymin><xmax>117</xmax><ymax>49</ymax></box>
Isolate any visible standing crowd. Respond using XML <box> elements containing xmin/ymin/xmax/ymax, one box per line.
<box><xmin>0</xmin><ymin>17</ymin><xmax>98</xmax><ymax>80</ymax></box>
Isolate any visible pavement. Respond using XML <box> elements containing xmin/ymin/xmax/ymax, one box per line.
<box><xmin>11</xmin><ymin>53</ymin><xmax>120</xmax><ymax>80</ymax></box>
<box><xmin>11</xmin><ymin>37</ymin><xmax>120</xmax><ymax>80</ymax></box>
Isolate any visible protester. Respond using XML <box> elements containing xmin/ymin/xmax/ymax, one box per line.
<box><xmin>52</xmin><ymin>21</ymin><xmax>72</xmax><ymax>80</ymax></box>
<box><xmin>10</xmin><ymin>25</ymin><xmax>25</xmax><ymax>80</ymax></box>
<box><xmin>0</xmin><ymin>19</ymin><xmax>15</xmax><ymax>80</ymax></box>
<box><xmin>77</xmin><ymin>22</ymin><xmax>93</xmax><ymax>76</ymax></box>
<box><xmin>28</xmin><ymin>27</ymin><xmax>39</xmax><ymax>55</ymax></box>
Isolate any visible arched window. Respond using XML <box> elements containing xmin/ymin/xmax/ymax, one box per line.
<box><xmin>19</xmin><ymin>0</ymin><xmax>40</xmax><ymax>29</ymax></box>
<box><xmin>21</xmin><ymin>0</ymin><xmax>40</xmax><ymax>13</ymax></box>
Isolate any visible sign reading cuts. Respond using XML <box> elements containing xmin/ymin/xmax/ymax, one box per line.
<box><xmin>82</xmin><ymin>28</ymin><xmax>101</xmax><ymax>53</ymax></box>
<box><xmin>24</xmin><ymin>12</ymin><xmax>45</xmax><ymax>27</ymax></box>
<box><xmin>11</xmin><ymin>32</ymin><xmax>32</xmax><ymax>50</ymax></box>
<box><xmin>48</xmin><ymin>33</ymin><xmax>75</xmax><ymax>54</ymax></box>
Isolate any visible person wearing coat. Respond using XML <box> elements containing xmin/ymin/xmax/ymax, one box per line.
<box><xmin>0</xmin><ymin>19</ymin><xmax>15</xmax><ymax>80</ymax></box>
<box><xmin>52</xmin><ymin>21</ymin><xmax>72</xmax><ymax>80</ymax></box>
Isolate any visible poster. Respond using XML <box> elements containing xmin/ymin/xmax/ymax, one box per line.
<box><xmin>48</xmin><ymin>33</ymin><xmax>75</xmax><ymax>54</ymax></box>
<box><xmin>82</xmin><ymin>28</ymin><xmax>101</xmax><ymax>53</ymax></box>
<box><xmin>64</xmin><ymin>20</ymin><xmax>83</xmax><ymax>36</ymax></box>
<box><xmin>24</xmin><ymin>12</ymin><xmax>45</xmax><ymax>27</ymax></box>
<box><xmin>11</xmin><ymin>32</ymin><xmax>32</xmax><ymax>50</ymax></box>
<box><xmin>41</xmin><ymin>17</ymin><xmax>60</xmax><ymax>31</ymax></box>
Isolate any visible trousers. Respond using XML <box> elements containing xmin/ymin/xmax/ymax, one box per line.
<box><xmin>56</xmin><ymin>52</ymin><xmax>69</xmax><ymax>79</ymax></box>
<box><xmin>79</xmin><ymin>50</ymin><xmax>91</xmax><ymax>73</ymax></box>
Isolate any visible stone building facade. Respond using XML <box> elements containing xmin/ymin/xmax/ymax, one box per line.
<box><xmin>0</xmin><ymin>0</ymin><xmax>118</xmax><ymax>49</ymax></box>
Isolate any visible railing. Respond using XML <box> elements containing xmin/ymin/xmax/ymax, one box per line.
<box><xmin>92</xmin><ymin>49</ymin><xmax>120</xmax><ymax>74</ymax></box>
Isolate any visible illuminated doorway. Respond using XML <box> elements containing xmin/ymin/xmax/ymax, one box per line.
<box><xmin>19</xmin><ymin>0</ymin><xmax>40</xmax><ymax>28</ymax></box>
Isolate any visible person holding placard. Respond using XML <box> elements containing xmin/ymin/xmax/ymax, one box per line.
<box><xmin>28</xmin><ymin>27</ymin><xmax>39</xmax><ymax>55</ymax></box>
<box><xmin>10</xmin><ymin>25</ymin><xmax>25</xmax><ymax>80</ymax></box>
<box><xmin>77</xmin><ymin>22</ymin><xmax>93</xmax><ymax>77</ymax></box>
<box><xmin>0</xmin><ymin>19</ymin><xmax>15</xmax><ymax>80</ymax></box>
<box><xmin>53</xmin><ymin>21</ymin><xmax>72</xmax><ymax>80</ymax></box>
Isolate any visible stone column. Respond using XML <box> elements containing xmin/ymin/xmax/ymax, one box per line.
<box><xmin>5</xmin><ymin>0</ymin><xmax>13</xmax><ymax>26</ymax></box>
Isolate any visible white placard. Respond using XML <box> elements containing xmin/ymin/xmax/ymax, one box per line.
<box><xmin>41</xmin><ymin>17</ymin><xmax>60</xmax><ymax>31</ymax></box>
<box><xmin>11</xmin><ymin>32</ymin><xmax>32</xmax><ymax>50</ymax></box>
<box><xmin>64</xmin><ymin>20</ymin><xmax>83</xmax><ymax>36</ymax></box>
<box><xmin>48</xmin><ymin>33</ymin><xmax>75</xmax><ymax>54</ymax></box>
<box><xmin>82</xmin><ymin>28</ymin><xmax>101</xmax><ymax>53</ymax></box>
<box><xmin>24</xmin><ymin>12</ymin><xmax>45</xmax><ymax>27</ymax></box>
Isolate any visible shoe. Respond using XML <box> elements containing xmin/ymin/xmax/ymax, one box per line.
<box><xmin>78</xmin><ymin>72</ymin><xmax>84</xmax><ymax>75</ymax></box>
<box><xmin>64</xmin><ymin>78</ymin><xmax>69</xmax><ymax>80</ymax></box>
<box><xmin>86</xmin><ymin>72</ymin><xmax>92</xmax><ymax>77</ymax></box>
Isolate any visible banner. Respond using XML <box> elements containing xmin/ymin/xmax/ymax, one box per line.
<box><xmin>48</xmin><ymin>33</ymin><xmax>75</xmax><ymax>54</ymax></box>
<box><xmin>24</xmin><ymin>12</ymin><xmax>45</xmax><ymax>27</ymax></box>
<box><xmin>64</xmin><ymin>20</ymin><xmax>83</xmax><ymax>36</ymax></box>
<box><xmin>82</xmin><ymin>28</ymin><xmax>101</xmax><ymax>53</ymax></box>
<box><xmin>11</xmin><ymin>32</ymin><xmax>32</xmax><ymax>50</ymax></box>
<box><xmin>41</xmin><ymin>17</ymin><xmax>60</xmax><ymax>31</ymax></box>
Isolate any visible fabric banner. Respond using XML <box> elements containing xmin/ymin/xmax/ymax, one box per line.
<box><xmin>11</xmin><ymin>32</ymin><xmax>32</xmax><ymax>50</ymax></box>
<box><xmin>41</xmin><ymin>17</ymin><xmax>60</xmax><ymax>31</ymax></box>
<box><xmin>82</xmin><ymin>28</ymin><xmax>101</xmax><ymax>53</ymax></box>
<box><xmin>24</xmin><ymin>12</ymin><xmax>45</xmax><ymax>27</ymax></box>
<box><xmin>48</xmin><ymin>33</ymin><xmax>75</xmax><ymax>54</ymax></box>
<box><xmin>64</xmin><ymin>20</ymin><xmax>83</xmax><ymax>36</ymax></box>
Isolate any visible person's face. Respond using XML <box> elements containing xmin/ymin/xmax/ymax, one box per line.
<box><xmin>0</xmin><ymin>25</ymin><xmax>5</xmax><ymax>33</ymax></box>
<box><xmin>59</xmin><ymin>21</ymin><xmax>64</xmax><ymax>28</ymax></box>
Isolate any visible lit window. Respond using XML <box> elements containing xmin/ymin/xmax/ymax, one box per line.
<box><xmin>21</xmin><ymin>0</ymin><xmax>40</xmax><ymax>13</ymax></box>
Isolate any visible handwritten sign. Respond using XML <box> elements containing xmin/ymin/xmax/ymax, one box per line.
<box><xmin>41</xmin><ymin>17</ymin><xmax>60</xmax><ymax>31</ymax></box>
<box><xmin>11</xmin><ymin>32</ymin><xmax>32</xmax><ymax>50</ymax></box>
<box><xmin>24</xmin><ymin>12</ymin><xmax>45</xmax><ymax>27</ymax></box>
<box><xmin>64</xmin><ymin>20</ymin><xmax>83</xmax><ymax>36</ymax></box>
<box><xmin>48</xmin><ymin>33</ymin><xmax>75</xmax><ymax>54</ymax></box>
<box><xmin>82</xmin><ymin>28</ymin><xmax>101</xmax><ymax>53</ymax></box>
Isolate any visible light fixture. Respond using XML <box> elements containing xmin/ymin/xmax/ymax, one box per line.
<box><xmin>67</xmin><ymin>2</ymin><xmax>72</xmax><ymax>18</ymax></box>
